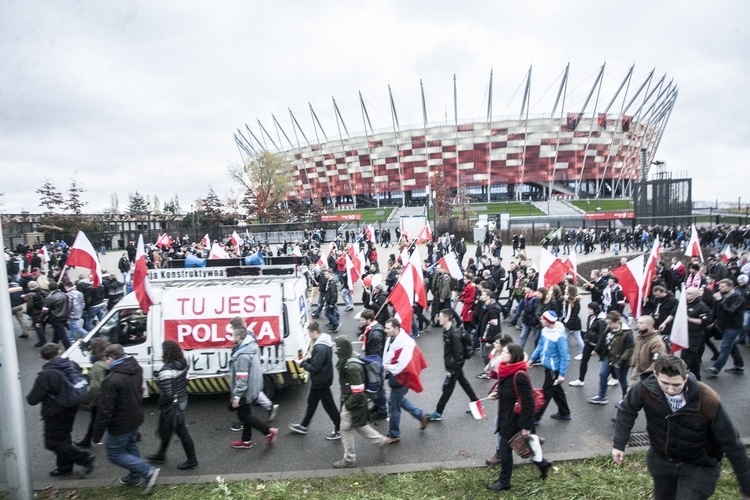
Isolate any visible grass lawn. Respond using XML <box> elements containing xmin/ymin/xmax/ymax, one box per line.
<box><xmin>569</xmin><ymin>199</ymin><xmax>634</xmax><ymax>213</ymax></box>
<box><xmin>334</xmin><ymin>208</ymin><xmax>394</xmax><ymax>222</ymax></box>
<box><xmin>463</xmin><ymin>202</ymin><xmax>545</xmax><ymax>216</ymax></box>
<box><xmin>28</xmin><ymin>453</ymin><xmax>745</xmax><ymax>499</ymax></box>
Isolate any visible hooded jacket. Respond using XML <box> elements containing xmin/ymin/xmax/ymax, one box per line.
<box><xmin>335</xmin><ymin>336</ymin><xmax>368</xmax><ymax>427</ymax></box>
<box><xmin>26</xmin><ymin>356</ymin><xmax>83</xmax><ymax>419</ymax></box>
<box><xmin>442</xmin><ymin>322</ymin><xmax>465</xmax><ymax>372</ymax></box>
<box><xmin>631</xmin><ymin>329</ymin><xmax>667</xmax><ymax>375</ymax></box>
<box><xmin>300</xmin><ymin>332</ymin><xmax>334</xmax><ymax>389</ymax></box>
<box><xmin>229</xmin><ymin>334</ymin><xmax>263</xmax><ymax>404</ymax></box>
<box><xmin>529</xmin><ymin>321</ymin><xmax>569</xmax><ymax>377</ymax></box>
<box><xmin>93</xmin><ymin>356</ymin><xmax>144</xmax><ymax>441</ymax></box>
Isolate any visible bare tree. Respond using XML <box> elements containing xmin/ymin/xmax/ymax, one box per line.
<box><xmin>36</xmin><ymin>179</ymin><xmax>65</xmax><ymax>214</ymax></box>
<box><xmin>66</xmin><ymin>174</ymin><xmax>87</xmax><ymax>215</ymax></box>
<box><xmin>109</xmin><ymin>193</ymin><xmax>120</xmax><ymax>214</ymax></box>
<box><xmin>227</xmin><ymin>152</ymin><xmax>291</xmax><ymax>223</ymax></box>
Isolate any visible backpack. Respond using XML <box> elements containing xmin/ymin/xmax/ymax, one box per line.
<box><xmin>348</xmin><ymin>355</ymin><xmax>384</xmax><ymax>397</ymax></box>
<box><xmin>50</xmin><ymin>366</ymin><xmax>89</xmax><ymax>408</ymax></box>
<box><xmin>32</xmin><ymin>291</ymin><xmax>44</xmax><ymax>311</ymax></box>
<box><xmin>457</xmin><ymin>324</ymin><xmax>474</xmax><ymax>359</ymax></box>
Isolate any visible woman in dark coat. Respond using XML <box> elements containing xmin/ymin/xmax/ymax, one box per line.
<box><xmin>487</xmin><ymin>343</ymin><xmax>552</xmax><ymax>491</ymax></box>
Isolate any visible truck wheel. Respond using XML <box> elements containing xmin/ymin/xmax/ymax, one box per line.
<box><xmin>263</xmin><ymin>375</ymin><xmax>276</xmax><ymax>400</ymax></box>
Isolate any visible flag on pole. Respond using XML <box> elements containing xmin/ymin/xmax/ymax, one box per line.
<box><xmin>611</xmin><ymin>255</ymin><xmax>645</xmax><ymax>317</ymax></box>
<box><xmin>468</xmin><ymin>400</ymin><xmax>486</xmax><ymax>420</ymax></box>
<box><xmin>208</xmin><ymin>242</ymin><xmax>230</xmax><ymax>259</ymax></box>
<box><xmin>365</xmin><ymin>225</ymin><xmax>374</xmax><ymax>242</ymax></box>
<box><xmin>641</xmin><ymin>235</ymin><xmax>661</xmax><ymax>306</ymax></box>
<box><xmin>388</xmin><ymin>262</ymin><xmax>423</xmax><ymax>334</ymax></box>
<box><xmin>156</xmin><ymin>233</ymin><xmax>173</xmax><ymax>249</ymax></box>
<box><xmin>684</xmin><ymin>224</ymin><xmax>703</xmax><ymax>262</ymax></box>
<box><xmin>39</xmin><ymin>246</ymin><xmax>50</xmax><ymax>267</ymax></box>
<box><xmin>545</xmin><ymin>227</ymin><xmax>563</xmax><ymax>241</ymax></box>
<box><xmin>539</xmin><ymin>247</ymin><xmax>569</xmax><ymax>288</ymax></box>
<box><xmin>721</xmin><ymin>244</ymin><xmax>732</xmax><ymax>263</ymax></box>
<box><xmin>316</xmin><ymin>242</ymin><xmax>337</xmax><ymax>269</ymax></box>
<box><xmin>416</xmin><ymin>224</ymin><xmax>433</xmax><ymax>244</ymax></box>
<box><xmin>66</xmin><ymin>230</ymin><xmax>103</xmax><ymax>287</ymax></box>
<box><xmin>201</xmin><ymin>234</ymin><xmax>210</xmax><ymax>247</ymax></box>
<box><xmin>132</xmin><ymin>234</ymin><xmax>155</xmax><ymax>314</ymax></box>
<box><xmin>230</xmin><ymin>231</ymin><xmax>243</xmax><ymax>254</ymax></box>
<box><xmin>563</xmin><ymin>249</ymin><xmax>577</xmax><ymax>283</ymax></box>
<box><xmin>670</xmin><ymin>284</ymin><xmax>690</xmax><ymax>354</ymax></box>
<box><xmin>382</xmin><ymin>329</ymin><xmax>428</xmax><ymax>392</ymax></box>
<box><xmin>436</xmin><ymin>252</ymin><xmax>464</xmax><ymax>280</ymax></box>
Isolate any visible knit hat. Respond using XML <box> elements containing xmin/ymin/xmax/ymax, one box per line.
<box><xmin>541</xmin><ymin>311</ymin><xmax>558</xmax><ymax>324</ymax></box>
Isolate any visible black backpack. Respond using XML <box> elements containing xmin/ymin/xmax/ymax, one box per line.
<box><xmin>348</xmin><ymin>355</ymin><xmax>384</xmax><ymax>397</ymax></box>
<box><xmin>49</xmin><ymin>366</ymin><xmax>89</xmax><ymax>408</ymax></box>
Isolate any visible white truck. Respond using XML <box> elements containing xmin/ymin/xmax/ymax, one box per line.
<box><xmin>64</xmin><ymin>263</ymin><xmax>311</xmax><ymax>398</ymax></box>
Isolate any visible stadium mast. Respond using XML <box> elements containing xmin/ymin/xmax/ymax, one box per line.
<box><xmin>597</xmin><ymin>65</ymin><xmax>634</xmax><ymax>198</ymax></box>
<box><xmin>333</xmin><ymin>96</ymin><xmax>356</xmax><ymax>208</ymax></box>
<box><xmin>388</xmin><ymin>84</ymin><xmax>406</xmax><ymax>206</ymax></box>
<box><xmin>518</xmin><ymin>66</ymin><xmax>532</xmax><ymax>201</ymax></box>
<box><xmin>574</xmin><ymin>63</ymin><xmax>605</xmax><ymax>199</ymax></box>
<box><xmin>359</xmin><ymin>91</ymin><xmax>380</xmax><ymax>208</ymax></box>
<box><xmin>309</xmin><ymin>103</ymin><xmax>334</xmax><ymax>205</ymax></box>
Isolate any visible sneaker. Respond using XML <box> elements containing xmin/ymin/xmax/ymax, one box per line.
<box><xmin>230</xmin><ymin>421</ymin><xmax>243</xmax><ymax>431</ymax></box>
<box><xmin>588</xmin><ymin>395</ymin><xmax>609</xmax><ymax>405</ymax></box>
<box><xmin>119</xmin><ymin>476</ymin><xmax>143</xmax><ymax>486</ymax></box>
<box><xmin>345</xmin><ymin>306</ymin><xmax>354</xmax><ymax>311</ymax></box>
<box><xmin>607</xmin><ymin>378</ymin><xmax>619</xmax><ymax>386</ymax></box>
<box><xmin>332</xmin><ymin>458</ymin><xmax>356</xmax><ymax>469</ymax></box>
<box><xmin>333</xmin><ymin>324</ymin><xmax>340</xmax><ymax>333</ymax></box>
<box><xmin>49</xmin><ymin>468</ymin><xmax>73</xmax><ymax>477</ymax></box>
<box><xmin>267</xmin><ymin>404</ymin><xmax>279</xmax><ymax>422</ymax></box>
<box><xmin>515</xmin><ymin>324</ymin><xmax>522</xmax><ymax>330</ymax></box>
<box><xmin>614</xmin><ymin>400</ymin><xmax>623</xmax><ymax>409</ymax></box>
<box><xmin>725</xmin><ymin>366</ymin><xmax>745</xmax><ymax>373</ymax></box>
<box><xmin>549</xmin><ymin>413</ymin><xmax>571</xmax><ymax>420</ymax></box>
<box><xmin>231</xmin><ymin>440</ymin><xmax>253</xmax><ymax>449</ymax></box>
<box><xmin>266</xmin><ymin>428</ymin><xmax>278</xmax><ymax>446</ymax></box>
<box><xmin>568</xmin><ymin>379</ymin><xmax>585</xmax><ymax>387</ymax></box>
<box><xmin>574</xmin><ymin>354</ymin><xmax>583</xmax><ymax>361</ymax></box>
<box><xmin>476</xmin><ymin>372</ymin><xmax>490</xmax><ymax>379</ymax></box>
<box><xmin>82</xmin><ymin>453</ymin><xmax>96</xmax><ymax>475</ymax></box>
<box><xmin>288</xmin><ymin>423</ymin><xmax>308</xmax><ymax>434</ymax></box>
<box><xmin>387</xmin><ymin>436</ymin><xmax>400</xmax><ymax>445</ymax></box>
<box><xmin>142</xmin><ymin>467</ymin><xmax>160</xmax><ymax>495</ymax></box>
<box><xmin>707</xmin><ymin>367</ymin><xmax>719</xmax><ymax>377</ymax></box>
<box><xmin>325</xmin><ymin>430</ymin><xmax>341</xmax><ymax>440</ymax></box>
<box><xmin>429</xmin><ymin>411</ymin><xmax>443</xmax><ymax>421</ymax></box>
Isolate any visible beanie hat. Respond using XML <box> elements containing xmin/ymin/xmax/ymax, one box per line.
<box><xmin>541</xmin><ymin>311</ymin><xmax>558</xmax><ymax>324</ymax></box>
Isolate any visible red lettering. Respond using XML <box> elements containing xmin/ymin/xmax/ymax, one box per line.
<box><xmin>177</xmin><ymin>297</ymin><xmax>189</xmax><ymax>315</ymax></box>
<box><xmin>227</xmin><ymin>296</ymin><xmax>241</xmax><ymax>314</ymax></box>
<box><xmin>243</xmin><ymin>295</ymin><xmax>256</xmax><ymax>314</ymax></box>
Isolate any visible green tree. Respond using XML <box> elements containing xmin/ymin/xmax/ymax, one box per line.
<box><xmin>127</xmin><ymin>191</ymin><xmax>149</xmax><ymax>214</ymax></box>
<box><xmin>198</xmin><ymin>187</ymin><xmax>225</xmax><ymax>225</ymax></box>
<box><xmin>66</xmin><ymin>176</ymin><xmax>87</xmax><ymax>215</ymax></box>
<box><xmin>36</xmin><ymin>179</ymin><xmax>65</xmax><ymax>214</ymax></box>
<box><xmin>162</xmin><ymin>198</ymin><xmax>178</xmax><ymax>214</ymax></box>
<box><xmin>228</xmin><ymin>152</ymin><xmax>291</xmax><ymax>223</ymax></box>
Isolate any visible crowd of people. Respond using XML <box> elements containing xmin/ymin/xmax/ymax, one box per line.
<box><xmin>9</xmin><ymin>221</ymin><xmax>750</xmax><ymax>497</ymax></box>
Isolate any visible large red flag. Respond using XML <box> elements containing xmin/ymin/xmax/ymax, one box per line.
<box><xmin>539</xmin><ymin>247</ymin><xmax>569</xmax><ymax>288</ymax></box>
<box><xmin>610</xmin><ymin>255</ymin><xmax>644</xmax><ymax>317</ymax></box>
<box><xmin>641</xmin><ymin>235</ymin><xmax>661</xmax><ymax>304</ymax></box>
<box><xmin>563</xmin><ymin>249</ymin><xmax>578</xmax><ymax>283</ymax></box>
<box><xmin>436</xmin><ymin>253</ymin><xmax>463</xmax><ymax>280</ymax></box>
<box><xmin>684</xmin><ymin>224</ymin><xmax>703</xmax><ymax>263</ymax></box>
<box><xmin>416</xmin><ymin>224</ymin><xmax>433</xmax><ymax>244</ymax></box>
<box><xmin>388</xmin><ymin>262</ymin><xmax>424</xmax><ymax>334</ymax></box>
<box><xmin>383</xmin><ymin>331</ymin><xmax>428</xmax><ymax>393</ymax></box>
<box><xmin>132</xmin><ymin>234</ymin><xmax>155</xmax><ymax>314</ymax></box>
<box><xmin>66</xmin><ymin>230</ymin><xmax>103</xmax><ymax>287</ymax></box>
<box><xmin>721</xmin><ymin>244</ymin><xmax>732</xmax><ymax>263</ymax></box>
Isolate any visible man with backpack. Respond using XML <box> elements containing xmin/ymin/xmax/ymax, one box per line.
<box><xmin>429</xmin><ymin>309</ymin><xmax>479</xmax><ymax>421</ymax></box>
<box><xmin>358</xmin><ymin>310</ymin><xmax>388</xmax><ymax>419</ymax></box>
<box><xmin>288</xmin><ymin>322</ymin><xmax>341</xmax><ymax>440</ymax></box>
<box><xmin>27</xmin><ymin>343</ymin><xmax>96</xmax><ymax>477</ymax></box>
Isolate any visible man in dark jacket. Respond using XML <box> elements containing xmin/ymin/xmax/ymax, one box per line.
<box><xmin>682</xmin><ymin>287</ymin><xmax>713</xmax><ymax>380</ymax></box>
<box><xmin>476</xmin><ymin>288</ymin><xmax>504</xmax><ymax>377</ymax></box>
<box><xmin>651</xmin><ymin>285</ymin><xmax>678</xmax><ymax>337</ymax></box>
<box><xmin>92</xmin><ymin>344</ymin><xmax>160</xmax><ymax>491</ymax></box>
<box><xmin>323</xmin><ymin>268</ymin><xmax>340</xmax><ymax>333</ymax></box>
<box><xmin>429</xmin><ymin>309</ymin><xmax>479</xmax><ymax>421</ymax></box>
<box><xmin>613</xmin><ymin>355</ymin><xmax>750</xmax><ymax>499</ymax></box>
<box><xmin>40</xmin><ymin>282</ymin><xmax>70</xmax><ymax>350</ymax></box>
<box><xmin>27</xmin><ymin>343</ymin><xmax>95</xmax><ymax>477</ymax></box>
<box><xmin>289</xmin><ymin>322</ymin><xmax>341</xmax><ymax>439</ymax></box>
<box><xmin>358</xmin><ymin>310</ymin><xmax>388</xmax><ymax>418</ymax></box>
<box><xmin>708</xmin><ymin>278</ymin><xmax>745</xmax><ymax>376</ymax></box>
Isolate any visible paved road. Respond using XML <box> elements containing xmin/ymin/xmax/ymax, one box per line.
<box><xmin>5</xmin><ymin>244</ymin><xmax>750</xmax><ymax>488</ymax></box>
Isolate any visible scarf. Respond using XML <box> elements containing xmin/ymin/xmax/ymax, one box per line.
<box><xmin>497</xmin><ymin>360</ymin><xmax>528</xmax><ymax>379</ymax></box>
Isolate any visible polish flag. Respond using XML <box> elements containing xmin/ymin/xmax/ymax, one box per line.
<box><xmin>563</xmin><ymin>249</ymin><xmax>578</xmax><ymax>283</ymax></box>
<box><xmin>539</xmin><ymin>247</ymin><xmax>569</xmax><ymax>288</ymax></box>
<box><xmin>230</xmin><ymin>231</ymin><xmax>243</xmax><ymax>254</ymax></box>
<box><xmin>721</xmin><ymin>244</ymin><xmax>732</xmax><ymax>263</ymax></box>
<box><xmin>399</xmin><ymin>245</ymin><xmax>411</xmax><ymax>267</ymax></box>
<box><xmin>382</xmin><ymin>329</ymin><xmax>428</xmax><ymax>393</ymax></box>
<box><xmin>405</xmin><ymin>248</ymin><xmax>427</xmax><ymax>309</ymax></box>
<box><xmin>66</xmin><ymin>230</ymin><xmax>103</xmax><ymax>287</ymax></box>
<box><xmin>401</xmin><ymin>227</ymin><xmax>411</xmax><ymax>241</ymax></box>
<box><xmin>641</xmin><ymin>235</ymin><xmax>661</xmax><ymax>306</ymax></box>
<box><xmin>132</xmin><ymin>234</ymin><xmax>155</xmax><ymax>314</ymax></box>
<box><xmin>156</xmin><ymin>233</ymin><xmax>173</xmax><ymax>249</ymax></box>
<box><xmin>684</xmin><ymin>224</ymin><xmax>703</xmax><ymax>263</ymax></box>
<box><xmin>468</xmin><ymin>400</ymin><xmax>486</xmax><ymax>420</ymax></box>
<box><xmin>611</xmin><ymin>254</ymin><xmax>644</xmax><ymax>317</ymax></box>
<box><xmin>208</xmin><ymin>242</ymin><xmax>230</xmax><ymax>259</ymax></box>
<box><xmin>201</xmin><ymin>234</ymin><xmax>211</xmax><ymax>247</ymax></box>
<box><xmin>39</xmin><ymin>245</ymin><xmax>50</xmax><ymax>267</ymax></box>
<box><xmin>345</xmin><ymin>245</ymin><xmax>365</xmax><ymax>284</ymax></box>
<box><xmin>317</xmin><ymin>242</ymin><xmax>337</xmax><ymax>269</ymax></box>
<box><xmin>388</xmin><ymin>262</ymin><xmax>424</xmax><ymax>334</ymax></box>
<box><xmin>365</xmin><ymin>225</ymin><xmax>374</xmax><ymax>242</ymax></box>
<box><xmin>670</xmin><ymin>284</ymin><xmax>690</xmax><ymax>354</ymax></box>
<box><xmin>290</xmin><ymin>244</ymin><xmax>303</xmax><ymax>257</ymax></box>
<box><xmin>437</xmin><ymin>252</ymin><xmax>464</xmax><ymax>280</ymax></box>
<box><xmin>416</xmin><ymin>224</ymin><xmax>433</xmax><ymax>244</ymax></box>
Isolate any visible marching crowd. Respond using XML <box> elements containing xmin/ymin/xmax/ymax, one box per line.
<box><xmin>8</xmin><ymin>222</ymin><xmax>750</xmax><ymax>497</ymax></box>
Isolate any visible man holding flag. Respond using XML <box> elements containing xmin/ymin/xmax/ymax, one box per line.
<box><xmin>382</xmin><ymin>318</ymin><xmax>430</xmax><ymax>443</ymax></box>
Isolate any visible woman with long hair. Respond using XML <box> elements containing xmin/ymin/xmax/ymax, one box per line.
<box><xmin>562</xmin><ymin>285</ymin><xmax>585</xmax><ymax>360</ymax></box>
<box><xmin>147</xmin><ymin>341</ymin><xmax>198</xmax><ymax>470</ymax></box>
<box><xmin>74</xmin><ymin>338</ymin><xmax>110</xmax><ymax>448</ymax></box>
<box><xmin>488</xmin><ymin>343</ymin><xmax>552</xmax><ymax>491</ymax></box>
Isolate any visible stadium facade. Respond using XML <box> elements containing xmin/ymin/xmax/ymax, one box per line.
<box><xmin>235</xmin><ymin>64</ymin><xmax>677</xmax><ymax>207</ymax></box>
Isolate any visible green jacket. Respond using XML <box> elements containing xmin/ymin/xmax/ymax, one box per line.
<box><xmin>335</xmin><ymin>336</ymin><xmax>368</xmax><ymax>428</ymax></box>
<box><xmin>87</xmin><ymin>359</ymin><xmax>109</xmax><ymax>406</ymax></box>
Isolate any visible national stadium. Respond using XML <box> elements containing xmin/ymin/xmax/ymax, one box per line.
<box><xmin>234</xmin><ymin>64</ymin><xmax>677</xmax><ymax>207</ymax></box>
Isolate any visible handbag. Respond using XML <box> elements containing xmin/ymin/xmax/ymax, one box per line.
<box><xmin>512</xmin><ymin>371</ymin><xmax>545</xmax><ymax>415</ymax></box>
<box><xmin>508</xmin><ymin>430</ymin><xmax>534</xmax><ymax>459</ymax></box>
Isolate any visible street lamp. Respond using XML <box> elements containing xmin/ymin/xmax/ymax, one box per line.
<box><xmin>146</xmin><ymin>202</ymin><xmax>152</xmax><ymax>244</ymax></box>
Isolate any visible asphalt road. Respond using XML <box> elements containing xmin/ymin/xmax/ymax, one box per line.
<box><xmin>5</xmin><ymin>244</ymin><xmax>750</xmax><ymax>488</ymax></box>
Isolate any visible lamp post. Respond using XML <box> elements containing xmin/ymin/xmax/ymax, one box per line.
<box><xmin>146</xmin><ymin>202</ymin><xmax>152</xmax><ymax>244</ymax></box>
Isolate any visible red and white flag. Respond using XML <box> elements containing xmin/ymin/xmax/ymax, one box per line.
<box><xmin>563</xmin><ymin>249</ymin><xmax>577</xmax><ymax>283</ymax></box>
<box><xmin>388</xmin><ymin>262</ymin><xmax>425</xmax><ymax>334</ymax></box>
<box><xmin>670</xmin><ymin>284</ymin><xmax>690</xmax><ymax>355</ymax></box>
<box><xmin>230</xmin><ymin>231</ymin><xmax>243</xmax><ymax>254</ymax></box>
<box><xmin>39</xmin><ymin>245</ymin><xmax>50</xmax><ymax>267</ymax></box>
<box><xmin>468</xmin><ymin>400</ymin><xmax>487</xmax><ymax>420</ymax></box>
<box><xmin>685</xmin><ymin>224</ymin><xmax>703</xmax><ymax>262</ymax></box>
<box><xmin>66</xmin><ymin>230</ymin><xmax>103</xmax><ymax>287</ymax></box>
<box><xmin>382</xmin><ymin>330</ymin><xmax>428</xmax><ymax>393</ymax></box>
<box><xmin>316</xmin><ymin>242</ymin><xmax>337</xmax><ymax>269</ymax></box>
<box><xmin>611</xmin><ymin>255</ymin><xmax>644</xmax><ymax>317</ymax></box>
<box><xmin>437</xmin><ymin>252</ymin><xmax>464</xmax><ymax>280</ymax></box>
<box><xmin>416</xmin><ymin>224</ymin><xmax>433</xmax><ymax>244</ymax></box>
<box><xmin>132</xmin><ymin>234</ymin><xmax>155</xmax><ymax>314</ymax></box>
<box><xmin>365</xmin><ymin>225</ymin><xmax>374</xmax><ymax>242</ymax></box>
<box><xmin>156</xmin><ymin>233</ymin><xmax>173</xmax><ymax>249</ymax></box>
<box><xmin>539</xmin><ymin>247</ymin><xmax>569</xmax><ymax>288</ymax></box>
<box><xmin>208</xmin><ymin>242</ymin><xmax>230</xmax><ymax>259</ymax></box>
<box><xmin>201</xmin><ymin>234</ymin><xmax>210</xmax><ymax>247</ymax></box>
<box><xmin>641</xmin><ymin>235</ymin><xmax>661</xmax><ymax>304</ymax></box>
<box><xmin>721</xmin><ymin>244</ymin><xmax>732</xmax><ymax>263</ymax></box>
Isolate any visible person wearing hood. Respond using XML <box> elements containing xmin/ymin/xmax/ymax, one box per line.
<box><xmin>569</xmin><ymin>302</ymin><xmax>607</xmax><ymax>387</ymax></box>
<box><xmin>93</xmin><ymin>344</ymin><xmax>159</xmax><ymax>492</ymax></box>
<box><xmin>613</xmin><ymin>355</ymin><xmax>750</xmax><ymax>499</ymax></box>
<box><xmin>228</xmin><ymin>322</ymin><xmax>278</xmax><ymax>450</ymax></box>
<box><xmin>528</xmin><ymin>311</ymin><xmax>571</xmax><ymax>422</ymax></box>
<box><xmin>27</xmin><ymin>343</ymin><xmax>96</xmax><ymax>477</ymax></box>
<box><xmin>332</xmin><ymin>336</ymin><xmax>389</xmax><ymax>468</ymax></box>
<box><xmin>289</xmin><ymin>322</ymin><xmax>341</xmax><ymax>439</ymax></box>
<box><xmin>588</xmin><ymin>311</ymin><xmax>634</xmax><ymax>407</ymax></box>
<box><xmin>628</xmin><ymin>315</ymin><xmax>667</xmax><ymax>388</ymax></box>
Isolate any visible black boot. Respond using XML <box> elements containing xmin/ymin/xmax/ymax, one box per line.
<box><xmin>536</xmin><ymin>459</ymin><xmax>552</xmax><ymax>480</ymax></box>
<box><xmin>177</xmin><ymin>437</ymin><xmax>198</xmax><ymax>470</ymax></box>
<box><xmin>146</xmin><ymin>442</ymin><xmax>167</xmax><ymax>464</ymax></box>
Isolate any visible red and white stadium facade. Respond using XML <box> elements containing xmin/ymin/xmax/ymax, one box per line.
<box><xmin>235</xmin><ymin>65</ymin><xmax>677</xmax><ymax>206</ymax></box>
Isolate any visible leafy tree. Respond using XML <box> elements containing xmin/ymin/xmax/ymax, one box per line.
<box><xmin>127</xmin><ymin>191</ymin><xmax>149</xmax><ymax>214</ymax></box>
<box><xmin>224</xmin><ymin>188</ymin><xmax>242</xmax><ymax>224</ymax></box>
<box><xmin>228</xmin><ymin>152</ymin><xmax>291</xmax><ymax>223</ymax></box>
<box><xmin>36</xmin><ymin>179</ymin><xmax>65</xmax><ymax>214</ymax></box>
<box><xmin>197</xmin><ymin>187</ymin><xmax>225</xmax><ymax>225</ymax></box>
<box><xmin>66</xmin><ymin>175</ymin><xmax>87</xmax><ymax>215</ymax></box>
<box><xmin>163</xmin><ymin>198</ymin><xmax>178</xmax><ymax>214</ymax></box>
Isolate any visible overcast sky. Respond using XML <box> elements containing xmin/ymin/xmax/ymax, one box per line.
<box><xmin>2</xmin><ymin>0</ymin><xmax>748</xmax><ymax>214</ymax></box>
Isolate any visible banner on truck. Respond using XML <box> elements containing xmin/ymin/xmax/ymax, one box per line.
<box><xmin>162</xmin><ymin>286</ymin><xmax>283</xmax><ymax>349</ymax></box>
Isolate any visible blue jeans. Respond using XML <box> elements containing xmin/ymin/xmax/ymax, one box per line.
<box><xmin>494</xmin><ymin>434</ymin><xmax>514</xmax><ymax>488</ymax></box>
<box><xmin>84</xmin><ymin>304</ymin><xmax>106</xmax><ymax>331</ymax></box>
<box><xmin>313</xmin><ymin>292</ymin><xmax>325</xmax><ymax>317</ymax></box>
<box><xmin>519</xmin><ymin>323</ymin><xmax>533</xmax><ymax>349</ymax></box>
<box><xmin>324</xmin><ymin>304</ymin><xmax>340</xmax><ymax>327</ymax></box>
<box><xmin>511</xmin><ymin>299</ymin><xmax>524</xmax><ymax>325</ymax></box>
<box><xmin>712</xmin><ymin>328</ymin><xmax>744</xmax><ymax>371</ymax></box>
<box><xmin>68</xmin><ymin>318</ymin><xmax>88</xmax><ymax>342</ymax></box>
<box><xmin>342</xmin><ymin>288</ymin><xmax>354</xmax><ymax>308</ymax></box>
<box><xmin>598</xmin><ymin>355</ymin><xmax>630</xmax><ymax>399</ymax></box>
<box><xmin>105</xmin><ymin>430</ymin><xmax>151</xmax><ymax>481</ymax></box>
<box><xmin>388</xmin><ymin>385</ymin><xmax>425</xmax><ymax>438</ymax></box>
<box><xmin>741</xmin><ymin>311</ymin><xmax>750</xmax><ymax>343</ymax></box>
